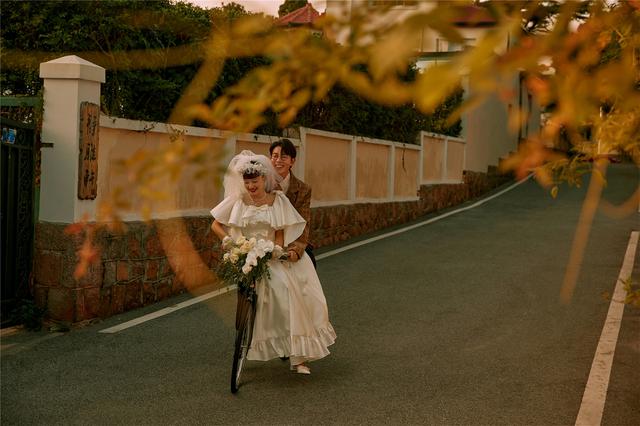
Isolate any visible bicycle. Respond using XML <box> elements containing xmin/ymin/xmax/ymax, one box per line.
<box><xmin>230</xmin><ymin>278</ymin><xmax>257</xmax><ymax>394</ymax></box>
<box><xmin>230</xmin><ymin>252</ymin><xmax>290</xmax><ymax>394</ymax></box>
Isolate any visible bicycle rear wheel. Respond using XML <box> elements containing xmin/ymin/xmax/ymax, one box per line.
<box><xmin>231</xmin><ymin>292</ymin><xmax>255</xmax><ymax>393</ymax></box>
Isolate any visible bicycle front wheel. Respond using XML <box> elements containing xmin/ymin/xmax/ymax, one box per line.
<box><xmin>231</xmin><ymin>294</ymin><xmax>254</xmax><ymax>393</ymax></box>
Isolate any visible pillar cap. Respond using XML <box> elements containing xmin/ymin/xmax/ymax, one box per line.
<box><xmin>39</xmin><ymin>55</ymin><xmax>105</xmax><ymax>83</ymax></box>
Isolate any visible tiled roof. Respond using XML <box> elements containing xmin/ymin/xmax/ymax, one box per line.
<box><xmin>276</xmin><ymin>3</ymin><xmax>321</xmax><ymax>27</ymax></box>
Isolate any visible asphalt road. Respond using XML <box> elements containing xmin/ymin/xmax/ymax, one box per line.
<box><xmin>2</xmin><ymin>164</ymin><xmax>638</xmax><ymax>425</ymax></box>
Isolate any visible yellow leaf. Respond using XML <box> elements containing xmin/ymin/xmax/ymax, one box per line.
<box><xmin>535</xmin><ymin>166</ymin><xmax>553</xmax><ymax>188</ymax></box>
<box><xmin>277</xmin><ymin>107</ymin><xmax>298</xmax><ymax>128</ymax></box>
<box><xmin>231</xmin><ymin>15</ymin><xmax>273</xmax><ymax>37</ymax></box>
<box><xmin>290</xmin><ymin>88</ymin><xmax>312</xmax><ymax>109</ymax></box>
<box><xmin>141</xmin><ymin>205</ymin><xmax>152</xmax><ymax>222</ymax></box>
<box><xmin>415</xmin><ymin>65</ymin><xmax>458</xmax><ymax>113</ymax></box>
<box><xmin>139</xmin><ymin>186</ymin><xmax>169</xmax><ymax>201</ymax></box>
<box><xmin>369</xmin><ymin>28</ymin><xmax>415</xmax><ymax>81</ymax></box>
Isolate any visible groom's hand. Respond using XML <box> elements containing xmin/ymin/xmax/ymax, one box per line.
<box><xmin>287</xmin><ymin>249</ymin><xmax>299</xmax><ymax>262</ymax></box>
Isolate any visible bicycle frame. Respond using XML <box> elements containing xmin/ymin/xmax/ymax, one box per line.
<box><xmin>231</xmin><ymin>279</ymin><xmax>257</xmax><ymax>393</ymax></box>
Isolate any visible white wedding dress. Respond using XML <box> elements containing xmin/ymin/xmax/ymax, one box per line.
<box><xmin>211</xmin><ymin>191</ymin><xmax>336</xmax><ymax>363</ymax></box>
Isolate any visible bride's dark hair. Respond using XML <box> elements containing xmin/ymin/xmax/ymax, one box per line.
<box><xmin>242</xmin><ymin>170</ymin><xmax>261</xmax><ymax>179</ymax></box>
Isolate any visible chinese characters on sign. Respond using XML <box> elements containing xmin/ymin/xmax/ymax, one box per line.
<box><xmin>78</xmin><ymin>102</ymin><xmax>99</xmax><ymax>199</ymax></box>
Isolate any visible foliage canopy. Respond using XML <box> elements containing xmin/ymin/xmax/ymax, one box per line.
<box><xmin>0</xmin><ymin>0</ymin><xmax>266</xmax><ymax>123</ymax></box>
<box><xmin>1</xmin><ymin>0</ymin><xmax>459</xmax><ymax>142</ymax></box>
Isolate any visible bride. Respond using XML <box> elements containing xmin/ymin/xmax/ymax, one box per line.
<box><xmin>210</xmin><ymin>150</ymin><xmax>336</xmax><ymax>375</ymax></box>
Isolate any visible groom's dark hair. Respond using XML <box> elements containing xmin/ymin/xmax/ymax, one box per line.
<box><xmin>269</xmin><ymin>138</ymin><xmax>297</xmax><ymax>159</ymax></box>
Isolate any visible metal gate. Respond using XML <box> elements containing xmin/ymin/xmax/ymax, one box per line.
<box><xmin>1</xmin><ymin>116</ymin><xmax>36</xmax><ymax>323</ymax></box>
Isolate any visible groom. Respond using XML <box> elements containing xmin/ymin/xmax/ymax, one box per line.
<box><xmin>269</xmin><ymin>139</ymin><xmax>316</xmax><ymax>267</ymax></box>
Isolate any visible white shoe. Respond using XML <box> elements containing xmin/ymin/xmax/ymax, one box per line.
<box><xmin>290</xmin><ymin>364</ymin><xmax>311</xmax><ymax>375</ymax></box>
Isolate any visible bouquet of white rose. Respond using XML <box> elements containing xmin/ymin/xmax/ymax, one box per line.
<box><xmin>217</xmin><ymin>236</ymin><xmax>284</xmax><ymax>292</ymax></box>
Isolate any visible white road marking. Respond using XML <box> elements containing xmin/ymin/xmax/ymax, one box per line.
<box><xmin>575</xmin><ymin>231</ymin><xmax>639</xmax><ymax>426</ymax></box>
<box><xmin>100</xmin><ymin>176</ymin><xmax>531</xmax><ymax>333</ymax></box>
<box><xmin>98</xmin><ymin>285</ymin><xmax>236</xmax><ymax>334</ymax></box>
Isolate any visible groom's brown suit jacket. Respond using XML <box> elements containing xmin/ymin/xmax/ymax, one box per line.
<box><xmin>284</xmin><ymin>173</ymin><xmax>311</xmax><ymax>258</ymax></box>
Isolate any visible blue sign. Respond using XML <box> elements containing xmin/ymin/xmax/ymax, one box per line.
<box><xmin>2</xmin><ymin>127</ymin><xmax>17</xmax><ymax>144</ymax></box>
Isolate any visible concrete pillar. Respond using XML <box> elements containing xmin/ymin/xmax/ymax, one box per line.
<box><xmin>388</xmin><ymin>144</ymin><xmax>395</xmax><ymax>199</ymax></box>
<box><xmin>296</xmin><ymin>127</ymin><xmax>306</xmax><ymax>179</ymax></box>
<box><xmin>39</xmin><ymin>55</ymin><xmax>105</xmax><ymax>223</ymax></box>
<box><xmin>348</xmin><ymin>137</ymin><xmax>357</xmax><ymax>202</ymax></box>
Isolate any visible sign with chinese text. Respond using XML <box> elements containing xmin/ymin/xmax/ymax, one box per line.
<box><xmin>78</xmin><ymin>102</ymin><xmax>99</xmax><ymax>200</ymax></box>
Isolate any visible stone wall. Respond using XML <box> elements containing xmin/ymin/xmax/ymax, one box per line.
<box><xmin>33</xmin><ymin>170</ymin><xmax>510</xmax><ymax>323</ymax></box>
<box><xmin>34</xmin><ymin>218</ymin><xmax>220</xmax><ymax>323</ymax></box>
<box><xmin>310</xmin><ymin>170</ymin><xmax>510</xmax><ymax>247</ymax></box>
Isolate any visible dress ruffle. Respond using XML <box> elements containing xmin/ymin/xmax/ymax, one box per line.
<box><xmin>210</xmin><ymin>191</ymin><xmax>305</xmax><ymax>246</ymax></box>
<box><xmin>248</xmin><ymin>324</ymin><xmax>337</xmax><ymax>362</ymax></box>
<box><xmin>210</xmin><ymin>195</ymin><xmax>244</xmax><ymax>227</ymax></box>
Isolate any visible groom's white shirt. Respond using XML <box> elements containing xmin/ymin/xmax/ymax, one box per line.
<box><xmin>280</xmin><ymin>173</ymin><xmax>291</xmax><ymax>194</ymax></box>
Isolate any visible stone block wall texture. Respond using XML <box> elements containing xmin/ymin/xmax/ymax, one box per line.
<box><xmin>310</xmin><ymin>170</ymin><xmax>509</xmax><ymax>247</ymax></box>
<box><xmin>34</xmin><ymin>218</ymin><xmax>221</xmax><ymax>323</ymax></box>
<box><xmin>33</xmin><ymin>170</ymin><xmax>510</xmax><ymax>323</ymax></box>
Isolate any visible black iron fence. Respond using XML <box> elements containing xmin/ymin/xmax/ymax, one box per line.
<box><xmin>1</xmin><ymin>96</ymin><xmax>40</xmax><ymax>325</ymax></box>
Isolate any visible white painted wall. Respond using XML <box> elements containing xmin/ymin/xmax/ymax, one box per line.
<box><xmin>463</xmin><ymin>73</ymin><xmax>520</xmax><ymax>173</ymax></box>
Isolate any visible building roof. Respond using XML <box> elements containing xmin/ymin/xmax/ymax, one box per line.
<box><xmin>452</xmin><ymin>4</ymin><xmax>496</xmax><ymax>27</ymax></box>
<box><xmin>276</xmin><ymin>3</ymin><xmax>322</xmax><ymax>27</ymax></box>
